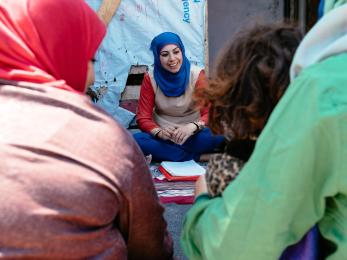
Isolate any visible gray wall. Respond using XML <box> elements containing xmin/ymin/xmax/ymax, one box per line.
<box><xmin>208</xmin><ymin>0</ymin><xmax>284</xmax><ymax>70</ymax></box>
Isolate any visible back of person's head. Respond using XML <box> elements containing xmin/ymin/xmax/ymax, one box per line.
<box><xmin>195</xmin><ymin>22</ymin><xmax>302</xmax><ymax>140</ymax></box>
<box><xmin>0</xmin><ymin>0</ymin><xmax>105</xmax><ymax>93</ymax></box>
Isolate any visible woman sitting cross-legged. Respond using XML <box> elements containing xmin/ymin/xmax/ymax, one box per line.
<box><xmin>134</xmin><ymin>32</ymin><xmax>224</xmax><ymax>162</ymax></box>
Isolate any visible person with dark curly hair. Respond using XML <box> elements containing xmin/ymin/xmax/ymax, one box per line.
<box><xmin>191</xmin><ymin>22</ymin><xmax>320</xmax><ymax>260</ymax></box>
<box><xmin>197</xmin><ymin>23</ymin><xmax>302</xmax><ymax>197</ymax></box>
<box><xmin>182</xmin><ymin>3</ymin><xmax>347</xmax><ymax>258</ymax></box>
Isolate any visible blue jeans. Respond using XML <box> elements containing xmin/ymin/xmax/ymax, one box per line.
<box><xmin>133</xmin><ymin>128</ymin><xmax>224</xmax><ymax>162</ymax></box>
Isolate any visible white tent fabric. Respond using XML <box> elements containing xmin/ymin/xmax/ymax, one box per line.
<box><xmin>86</xmin><ymin>0</ymin><xmax>206</xmax><ymax>127</ymax></box>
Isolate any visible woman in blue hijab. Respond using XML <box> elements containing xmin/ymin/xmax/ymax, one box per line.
<box><xmin>134</xmin><ymin>32</ymin><xmax>224</xmax><ymax>162</ymax></box>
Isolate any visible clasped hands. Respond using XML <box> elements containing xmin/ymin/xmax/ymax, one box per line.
<box><xmin>157</xmin><ymin>123</ymin><xmax>197</xmax><ymax>145</ymax></box>
<box><xmin>156</xmin><ymin>123</ymin><xmax>208</xmax><ymax>197</ymax></box>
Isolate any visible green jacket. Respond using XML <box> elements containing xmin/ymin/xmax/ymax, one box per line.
<box><xmin>181</xmin><ymin>52</ymin><xmax>347</xmax><ymax>259</ymax></box>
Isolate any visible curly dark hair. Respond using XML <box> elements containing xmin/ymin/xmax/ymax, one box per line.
<box><xmin>195</xmin><ymin>22</ymin><xmax>302</xmax><ymax>140</ymax></box>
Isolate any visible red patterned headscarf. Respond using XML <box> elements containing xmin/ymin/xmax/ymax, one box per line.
<box><xmin>0</xmin><ymin>0</ymin><xmax>106</xmax><ymax>93</ymax></box>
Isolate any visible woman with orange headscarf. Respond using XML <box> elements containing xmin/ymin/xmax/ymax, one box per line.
<box><xmin>0</xmin><ymin>0</ymin><xmax>173</xmax><ymax>259</ymax></box>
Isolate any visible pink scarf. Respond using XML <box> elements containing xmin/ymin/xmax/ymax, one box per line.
<box><xmin>0</xmin><ymin>0</ymin><xmax>106</xmax><ymax>93</ymax></box>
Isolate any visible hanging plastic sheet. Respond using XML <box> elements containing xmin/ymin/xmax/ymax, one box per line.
<box><xmin>86</xmin><ymin>0</ymin><xmax>206</xmax><ymax>127</ymax></box>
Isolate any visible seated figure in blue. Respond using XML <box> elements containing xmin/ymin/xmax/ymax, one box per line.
<box><xmin>133</xmin><ymin>32</ymin><xmax>224</xmax><ymax>162</ymax></box>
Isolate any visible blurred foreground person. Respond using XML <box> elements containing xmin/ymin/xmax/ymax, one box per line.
<box><xmin>181</xmin><ymin>4</ymin><xmax>347</xmax><ymax>260</ymax></box>
<box><xmin>0</xmin><ymin>0</ymin><xmax>173</xmax><ymax>259</ymax></box>
<box><xmin>194</xmin><ymin>21</ymin><xmax>319</xmax><ymax>260</ymax></box>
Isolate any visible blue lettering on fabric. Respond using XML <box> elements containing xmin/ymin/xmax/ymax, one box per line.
<box><xmin>182</xmin><ymin>0</ymin><xmax>190</xmax><ymax>23</ymax></box>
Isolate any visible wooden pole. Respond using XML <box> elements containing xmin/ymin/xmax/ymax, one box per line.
<box><xmin>298</xmin><ymin>0</ymin><xmax>306</xmax><ymax>33</ymax></box>
<box><xmin>204</xmin><ymin>0</ymin><xmax>209</xmax><ymax>76</ymax></box>
<box><xmin>97</xmin><ymin>0</ymin><xmax>121</xmax><ymax>26</ymax></box>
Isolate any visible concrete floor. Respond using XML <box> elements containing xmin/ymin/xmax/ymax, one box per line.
<box><xmin>164</xmin><ymin>203</ymin><xmax>192</xmax><ymax>260</ymax></box>
<box><xmin>128</xmin><ymin>128</ymin><xmax>193</xmax><ymax>259</ymax></box>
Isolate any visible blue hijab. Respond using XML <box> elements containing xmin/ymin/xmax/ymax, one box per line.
<box><xmin>150</xmin><ymin>32</ymin><xmax>191</xmax><ymax>97</ymax></box>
